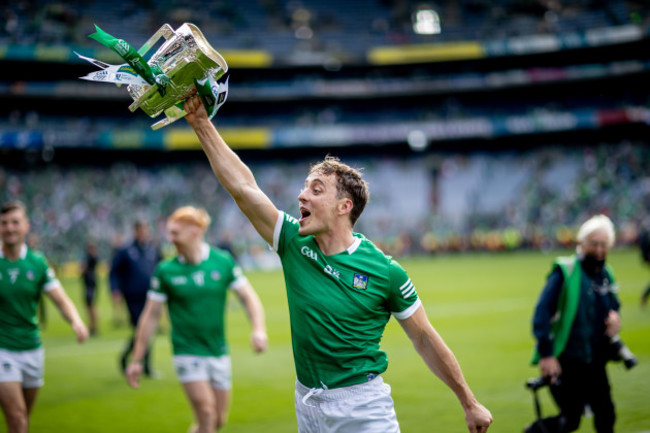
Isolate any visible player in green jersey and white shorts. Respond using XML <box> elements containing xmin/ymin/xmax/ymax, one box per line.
<box><xmin>0</xmin><ymin>201</ymin><xmax>89</xmax><ymax>433</ymax></box>
<box><xmin>184</xmin><ymin>96</ymin><xmax>492</xmax><ymax>433</ymax></box>
<box><xmin>183</xmin><ymin>96</ymin><xmax>493</xmax><ymax>433</ymax></box>
<box><xmin>125</xmin><ymin>206</ymin><xmax>267</xmax><ymax>433</ymax></box>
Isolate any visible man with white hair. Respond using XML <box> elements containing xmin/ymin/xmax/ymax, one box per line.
<box><xmin>528</xmin><ymin>214</ymin><xmax>622</xmax><ymax>433</ymax></box>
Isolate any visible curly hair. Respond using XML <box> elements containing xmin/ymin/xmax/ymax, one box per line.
<box><xmin>309</xmin><ymin>155</ymin><xmax>369</xmax><ymax>227</ymax></box>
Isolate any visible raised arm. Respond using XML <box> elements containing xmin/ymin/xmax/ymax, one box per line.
<box><xmin>46</xmin><ymin>286</ymin><xmax>89</xmax><ymax>343</ymax></box>
<box><xmin>398</xmin><ymin>305</ymin><xmax>493</xmax><ymax>433</ymax></box>
<box><xmin>184</xmin><ymin>96</ymin><xmax>279</xmax><ymax>245</ymax></box>
<box><xmin>234</xmin><ymin>281</ymin><xmax>268</xmax><ymax>353</ymax></box>
<box><xmin>125</xmin><ymin>298</ymin><xmax>163</xmax><ymax>388</ymax></box>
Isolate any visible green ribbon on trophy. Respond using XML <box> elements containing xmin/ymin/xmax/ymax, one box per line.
<box><xmin>88</xmin><ymin>25</ymin><xmax>169</xmax><ymax>95</ymax></box>
<box><xmin>193</xmin><ymin>74</ymin><xmax>229</xmax><ymax>117</ymax></box>
<box><xmin>77</xmin><ymin>23</ymin><xmax>230</xmax><ymax>129</ymax></box>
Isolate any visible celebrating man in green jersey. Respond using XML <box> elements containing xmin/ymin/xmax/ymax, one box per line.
<box><xmin>0</xmin><ymin>201</ymin><xmax>89</xmax><ymax>433</ymax></box>
<box><xmin>126</xmin><ymin>206</ymin><xmax>267</xmax><ymax>433</ymax></box>
<box><xmin>182</xmin><ymin>96</ymin><xmax>492</xmax><ymax>433</ymax></box>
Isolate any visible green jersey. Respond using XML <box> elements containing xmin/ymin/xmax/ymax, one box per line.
<box><xmin>0</xmin><ymin>244</ymin><xmax>59</xmax><ymax>351</ymax></box>
<box><xmin>273</xmin><ymin>211</ymin><xmax>421</xmax><ymax>389</ymax></box>
<box><xmin>149</xmin><ymin>243</ymin><xmax>247</xmax><ymax>357</ymax></box>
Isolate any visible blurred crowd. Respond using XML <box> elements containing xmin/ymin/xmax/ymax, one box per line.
<box><xmin>1</xmin><ymin>140</ymin><xmax>648</xmax><ymax>268</ymax></box>
<box><xmin>1</xmin><ymin>0</ymin><xmax>648</xmax><ymax>54</ymax></box>
<box><xmin>420</xmin><ymin>141</ymin><xmax>650</xmax><ymax>254</ymax></box>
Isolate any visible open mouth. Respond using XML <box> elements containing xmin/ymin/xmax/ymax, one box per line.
<box><xmin>299</xmin><ymin>207</ymin><xmax>311</xmax><ymax>222</ymax></box>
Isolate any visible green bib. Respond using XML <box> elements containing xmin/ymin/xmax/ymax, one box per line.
<box><xmin>531</xmin><ymin>255</ymin><xmax>616</xmax><ymax>364</ymax></box>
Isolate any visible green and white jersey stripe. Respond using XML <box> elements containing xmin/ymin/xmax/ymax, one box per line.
<box><xmin>273</xmin><ymin>211</ymin><xmax>420</xmax><ymax>389</ymax></box>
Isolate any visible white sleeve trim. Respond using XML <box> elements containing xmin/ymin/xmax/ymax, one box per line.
<box><xmin>272</xmin><ymin>211</ymin><xmax>284</xmax><ymax>251</ymax></box>
<box><xmin>229</xmin><ymin>276</ymin><xmax>249</xmax><ymax>291</ymax></box>
<box><xmin>147</xmin><ymin>291</ymin><xmax>167</xmax><ymax>303</ymax></box>
<box><xmin>392</xmin><ymin>298</ymin><xmax>422</xmax><ymax>320</ymax></box>
<box><xmin>43</xmin><ymin>279</ymin><xmax>61</xmax><ymax>292</ymax></box>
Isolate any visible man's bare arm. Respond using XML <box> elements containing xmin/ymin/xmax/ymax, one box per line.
<box><xmin>184</xmin><ymin>96</ymin><xmax>278</xmax><ymax>245</ymax></box>
<box><xmin>46</xmin><ymin>286</ymin><xmax>88</xmax><ymax>343</ymax></box>
<box><xmin>235</xmin><ymin>282</ymin><xmax>268</xmax><ymax>353</ymax></box>
<box><xmin>399</xmin><ymin>305</ymin><xmax>493</xmax><ymax>433</ymax></box>
<box><xmin>126</xmin><ymin>298</ymin><xmax>163</xmax><ymax>388</ymax></box>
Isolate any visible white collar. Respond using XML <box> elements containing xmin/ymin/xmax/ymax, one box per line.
<box><xmin>346</xmin><ymin>237</ymin><xmax>361</xmax><ymax>255</ymax></box>
<box><xmin>178</xmin><ymin>242</ymin><xmax>210</xmax><ymax>263</ymax></box>
<box><xmin>0</xmin><ymin>244</ymin><xmax>28</xmax><ymax>259</ymax></box>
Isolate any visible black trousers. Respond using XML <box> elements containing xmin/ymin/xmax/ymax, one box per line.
<box><xmin>120</xmin><ymin>298</ymin><xmax>152</xmax><ymax>375</ymax></box>
<box><xmin>120</xmin><ymin>333</ymin><xmax>152</xmax><ymax>376</ymax></box>
<box><xmin>547</xmin><ymin>359</ymin><xmax>616</xmax><ymax>433</ymax></box>
<box><xmin>642</xmin><ymin>284</ymin><xmax>650</xmax><ymax>304</ymax></box>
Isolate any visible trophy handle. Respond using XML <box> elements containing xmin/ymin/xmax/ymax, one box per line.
<box><xmin>137</xmin><ymin>23</ymin><xmax>175</xmax><ymax>56</ymax></box>
<box><xmin>151</xmin><ymin>105</ymin><xmax>187</xmax><ymax>130</ymax></box>
<box><xmin>128</xmin><ymin>24</ymin><xmax>175</xmax><ymax>113</ymax></box>
<box><xmin>185</xmin><ymin>23</ymin><xmax>228</xmax><ymax>73</ymax></box>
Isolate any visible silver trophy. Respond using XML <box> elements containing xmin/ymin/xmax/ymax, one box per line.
<box><xmin>79</xmin><ymin>23</ymin><xmax>229</xmax><ymax>130</ymax></box>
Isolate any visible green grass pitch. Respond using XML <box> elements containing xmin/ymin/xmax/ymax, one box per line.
<box><xmin>8</xmin><ymin>248</ymin><xmax>649</xmax><ymax>433</ymax></box>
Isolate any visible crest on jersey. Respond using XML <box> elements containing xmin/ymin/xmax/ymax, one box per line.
<box><xmin>7</xmin><ymin>269</ymin><xmax>19</xmax><ymax>284</ymax></box>
<box><xmin>353</xmin><ymin>274</ymin><xmax>368</xmax><ymax>290</ymax></box>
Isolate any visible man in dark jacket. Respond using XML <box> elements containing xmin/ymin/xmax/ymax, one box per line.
<box><xmin>529</xmin><ymin>214</ymin><xmax>622</xmax><ymax>433</ymax></box>
<box><xmin>110</xmin><ymin>220</ymin><xmax>161</xmax><ymax>376</ymax></box>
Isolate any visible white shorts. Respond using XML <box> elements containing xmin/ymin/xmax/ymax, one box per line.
<box><xmin>173</xmin><ymin>355</ymin><xmax>232</xmax><ymax>390</ymax></box>
<box><xmin>0</xmin><ymin>347</ymin><xmax>45</xmax><ymax>388</ymax></box>
<box><xmin>295</xmin><ymin>376</ymin><xmax>400</xmax><ymax>433</ymax></box>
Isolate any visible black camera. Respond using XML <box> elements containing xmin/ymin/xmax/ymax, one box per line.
<box><xmin>608</xmin><ymin>334</ymin><xmax>638</xmax><ymax>369</ymax></box>
<box><xmin>525</xmin><ymin>375</ymin><xmax>553</xmax><ymax>391</ymax></box>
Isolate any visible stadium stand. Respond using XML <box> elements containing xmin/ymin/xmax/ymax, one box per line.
<box><xmin>1</xmin><ymin>0</ymin><xmax>649</xmax><ymax>268</ymax></box>
<box><xmin>2</xmin><ymin>0</ymin><xmax>648</xmax><ymax>55</ymax></box>
<box><xmin>1</xmin><ymin>141</ymin><xmax>648</xmax><ymax>265</ymax></box>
